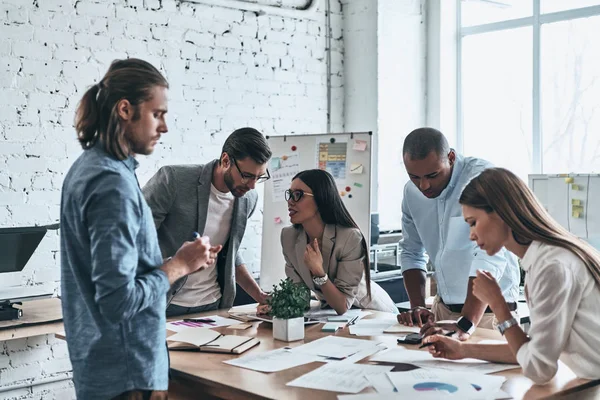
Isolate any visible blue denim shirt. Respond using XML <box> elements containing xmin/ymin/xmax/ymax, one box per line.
<box><xmin>60</xmin><ymin>146</ymin><xmax>170</xmax><ymax>400</ymax></box>
<box><xmin>400</xmin><ymin>153</ymin><xmax>520</xmax><ymax>304</ymax></box>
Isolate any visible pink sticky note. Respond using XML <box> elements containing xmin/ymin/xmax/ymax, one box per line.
<box><xmin>274</xmin><ymin>217</ymin><xmax>282</xmax><ymax>224</ymax></box>
<box><xmin>353</xmin><ymin>140</ymin><xmax>367</xmax><ymax>151</ymax></box>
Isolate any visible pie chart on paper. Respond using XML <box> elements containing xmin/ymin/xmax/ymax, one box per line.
<box><xmin>413</xmin><ymin>382</ymin><xmax>459</xmax><ymax>393</ymax></box>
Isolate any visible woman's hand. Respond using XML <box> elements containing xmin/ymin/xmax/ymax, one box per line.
<box><xmin>472</xmin><ymin>270</ymin><xmax>505</xmax><ymax>311</ymax></box>
<box><xmin>304</xmin><ymin>238</ymin><xmax>325</xmax><ymax>277</ymax></box>
<box><xmin>422</xmin><ymin>334</ymin><xmax>466</xmax><ymax>360</ymax></box>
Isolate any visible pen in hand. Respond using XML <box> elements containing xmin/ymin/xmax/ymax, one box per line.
<box><xmin>418</xmin><ymin>331</ymin><xmax>456</xmax><ymax>349</ymax></box>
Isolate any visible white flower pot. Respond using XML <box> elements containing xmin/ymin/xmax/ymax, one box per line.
<box><xmin>272</xmin><ymin>317</ymin><xmax>305</xmax><ymax>342</ymax></box>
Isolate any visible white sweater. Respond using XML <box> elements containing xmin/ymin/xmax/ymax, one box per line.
<box><xmin>516</xmin><ymin>241</ymin><xmax>600</xmax><ymax>384</ymax></box>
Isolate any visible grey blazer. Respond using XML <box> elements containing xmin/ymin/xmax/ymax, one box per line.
<box><xmin>142</xmin><ymin>160</ymin><xmax>257</xmax><ymax>309</ymax></box>
<box><xmin>281</xmin><ymin>224</ymin><xmax>398</xmax><ymax>313</ymax></box>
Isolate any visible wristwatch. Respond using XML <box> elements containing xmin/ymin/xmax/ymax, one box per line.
<box><xmin>456</xmin><ymin>316</ymin><xmax>476</xmax><ymax>335</ymax></box>
<box><xmin>312</xmin><ymin>274</ymin><xmax>329</xmax><ymax>287</ymax></box>
<box><xmin>497</xmin><ymin>317</ymin><xmax>519</xmax><ymax>335</ymax></box>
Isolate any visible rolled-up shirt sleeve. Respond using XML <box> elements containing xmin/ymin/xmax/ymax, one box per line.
<box><xmin>86</xmin><ymin>171</ymin><xmax>170</xmax><ymax>325</ymax></box>
<box><xmin>333</xmin><ymin>229</ymin><xmax>365</xmax><ymax>310</ymax></box>
<box><xmin>400</xmin><ymin>194</ymin><xmax>427</xmax><ymax>273</ymax></box>
<box><xmin>516</xmin><ymin>263</ymin><xmax>582</xmax><ymax>384</ymax></box>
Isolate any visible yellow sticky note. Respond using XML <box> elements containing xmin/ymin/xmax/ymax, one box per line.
<box><xmin>572</xmin><ymin>199</ymin><xmax>581</xmax><ymax>206</ymax></box>
<box><xmin>564</xmin><ymin>177</ymin><xmax>574</xmax><ymax>183</ymax></box>
<box><xmin>572</xmin><ymin>184</ymin><xmax>580</xmax><ymax>191</ymax></box>
<box><xmin>572</xmin><ymin>211</ymin><xmax>580</xmax><ymax>218</ymax></box>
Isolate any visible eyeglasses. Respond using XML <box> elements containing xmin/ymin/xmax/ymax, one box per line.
<box><xmin>232</xmin><ymin>158</ymin><xmax>270</xmax><ymax>184</ymax></box>
<box><xmin>285</xmin><ymin>189</ymin><xmax>315</xmax><ymax>202</ymax></box>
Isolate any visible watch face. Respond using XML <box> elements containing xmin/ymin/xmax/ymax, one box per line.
<box><xmin>457</xmin><ymin>317</ymin><xmax>474</xmax><ymax>333</ymax></box>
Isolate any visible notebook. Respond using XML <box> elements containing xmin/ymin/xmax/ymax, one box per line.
<box><xmin>167</xmin><ymin>327</ymin><xmax>259</xmax><ymax>354</ymax></box>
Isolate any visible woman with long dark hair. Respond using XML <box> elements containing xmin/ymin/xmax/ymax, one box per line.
<box><xmin>280</xmin><ymin>169</ymin><xmax>397</xmax><ymax>314</ymax></box>
<box><xmin>423</xmin><ymin>168</ymin><xmax>600</xmax><ymax>384</ymax></box>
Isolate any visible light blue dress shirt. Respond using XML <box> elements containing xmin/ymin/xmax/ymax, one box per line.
<box><xmin>400</xmin><ymin>153</ymin><xmax>520</xmax><ymax>304</ymax></box>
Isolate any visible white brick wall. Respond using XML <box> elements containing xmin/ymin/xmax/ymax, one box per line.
<box><xmin>0</xmin><ymin>0</ymin><xmax>343</xmax><ymax>396</ymax></box>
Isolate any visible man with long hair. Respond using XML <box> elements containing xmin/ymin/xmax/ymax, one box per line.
<box><xmin>60</xmin><ymin>59</ymin><xmax>216</xmax><ymax>400</ymax></box>
<box><xmin>143</xmin><ymin>128</ymin><xmax>272</xmax><ymax>316</ymax></box>
<box><xmin>397</xmin><ymin>127</ymin><xmax>520</xmax><ymax>341</ymax></box>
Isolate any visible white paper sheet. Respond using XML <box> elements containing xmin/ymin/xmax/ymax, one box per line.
<box><xmin>287</xmin><ymin>363</ymin><xmax>393</xmax><ymax>393</ymax></box>
<box><xmin>370</xmin><ymin>348</ymin><xmax>520</xmax><ymax>374</ymax></box>
<box><xmin>290</xmin><ymin>336</ymin><xmax>382</xmax><ymax>360</ymax></box>
<box><xmin>271</xmin><ymin>153</ymin><xmax>300</xmax><ymax>202</ymax></box>
<box><xmin>349</xmin><ymin>318</ymin><xmax>398</xmax><ymax>336</ymax></box>
<box><xmin>365</xmin><ymin>373</ymin><xmax>397</xmax><ymax>394</ymax></box>
<box><xmin>166</xmin><ymin>315</ymin><xmax>239</xmax><ymax>332</ymax></box>
<box><xmin>223</xmin><ymin>348</ymin><xmax>320</xmax><ymax>373</ymax></box>
<box><xmin>387</xmin><ymin>369</ymin><xmax>505</xmax><ymax>400</ymax></box>
<box><xmin>304</xmin><ymin>308</ymin><xmax>371</xmax><ymax>322</ymax></box>
<box><xmin>322</xmin><ymin>343</ymin><xmax>388</xmax><ymax>364</ymax></box>
<box><xmin>383</xmin><ymin>324</ymin><xmax>422</xmax><ymax>334</ymax></box>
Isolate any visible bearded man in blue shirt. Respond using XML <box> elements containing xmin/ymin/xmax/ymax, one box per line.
<box><xmin>397</xmin><ymin>127</ymin><xmax>520</xmax><ymax>341</ymax></box>
<box><xmin>60</xmin><ymin>59</ymin><xmax>219</xmax><ymax>400</ymax></box>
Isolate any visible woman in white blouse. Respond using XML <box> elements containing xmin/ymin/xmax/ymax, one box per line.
<box><xmin>423</xmin><ymin>168</ymin><xmax>600</xmax><ymax>384</ymax></box>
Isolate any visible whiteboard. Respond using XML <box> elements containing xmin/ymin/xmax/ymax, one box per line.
<box><xmin>260</xmin><ymin>132</ymin><xmax>373</xmax><ymax>291</ymax></box>
<box><xmin>530</xmin><ymin>174</ymin><xmax>600</xmax><ymax>249</ymax></box>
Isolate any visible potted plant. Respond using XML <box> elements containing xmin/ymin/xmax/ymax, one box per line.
<box><xmin>267</xmin><ymin>278</ymin><xmax>310</xmax><ymax>342</ymax></box>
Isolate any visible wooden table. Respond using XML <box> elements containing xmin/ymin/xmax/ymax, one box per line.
<box><xmin>168</xmin><ymin>308</ymin><xmax>597</xmax><ymax>400</ymax></box>
<box><xmin>0</xmin><ymin>298</ymin><xmax>63</xmax><ymax>341</ymax></box>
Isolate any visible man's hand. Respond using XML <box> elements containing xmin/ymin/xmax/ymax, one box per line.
<box><xmin>397</xmin><ymin>306</ymin><xmax>434</xmax><ymax>327</ymax></box>
<box><xmin>423</xmin><ymin>334</ymin><xmax>466</xmax><ymax>360</ymax></box>
<box><xmin>161</xmin><ymin>236</ymin><xmax>212</xmax><ymax>284</ymax></box>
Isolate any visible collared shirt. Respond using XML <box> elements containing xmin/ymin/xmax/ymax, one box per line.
<box><xmin>516</xmin><ymin>241</ymin><xmax>600</xmax><ymax>383</ymax></box>
<box><xmin>400</xmin><ymin>153</ymin><xmax>520</xmax><ymax>304</ymax></box>
<box><xmin>60</xmin><ymin>145</ymin><xmax>170</xmax><ymax>400</ymax></box>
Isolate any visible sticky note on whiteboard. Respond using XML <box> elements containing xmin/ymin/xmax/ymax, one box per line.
<box><xmin>350</xmin><ymin>163</ymin><xmax>363</xmax><ymax>174</ymax></box>
<box><xmin>353</xmin><ymin>140</ymin><xmax>367</xmax><ymax>151</ymax></box>
<box><xmin>572</xmin><ymin>199</ymin><xmax>581</xmax><ymax>206</ymax></box>
<box><xmin>274</xmin><ymin>217</ymin><xmax>282</xmax><ymax>224</ymax></box>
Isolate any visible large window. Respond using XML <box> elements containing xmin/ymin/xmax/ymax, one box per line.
<box><xmin>459</xmin><ymin>1</ymin><xmax>600</xmax><ymax>177</ymax></box>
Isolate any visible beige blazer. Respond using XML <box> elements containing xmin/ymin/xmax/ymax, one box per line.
<box><xmin>280</xmin><ymin>224</ymin><xmax>398</xmax><ymax>313</ymax></box>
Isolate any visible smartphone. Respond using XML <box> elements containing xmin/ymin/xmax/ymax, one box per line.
<box><xmin>397</xmin><ymin>332</ymin><xmax>422</xmax><ymax>345</ymax></box>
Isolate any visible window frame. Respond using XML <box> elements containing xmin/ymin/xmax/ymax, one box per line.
<box><xmin>457</xmin><ymin>0</ymin><xmax>600</xmax><ymax>174</ymax></box>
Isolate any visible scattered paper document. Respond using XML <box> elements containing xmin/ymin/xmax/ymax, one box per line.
<box><xmin>338</xmin><ymin>394</ymin><xmax>441</xmax><ymax>400</ymax></box>
<box><xmin>224</xmin><ymin>348</ymin><xmax>320</xmax><ymax>373</ymax></box>
<box><xmin>327</xmin><ymin>343</ymin><xmax>387</xmax><ymax>365</ymax></box>
<box><xmin>370</xmin><ymin>348</ymin><xmax>519</xmax><ymax>374</ymax></box>
<box><xmin>383</xmin><ymin>324</ymin><xmax>422</xmax><ymax>334</ymax></box>
<box><xmin>388</xmin><ymin>369</ymin><xmax>505</xmax><ymax>400</ymax></box>
<box><xmin>167</xmin><ymin>315</ymin><xmax>239</xmax><ymax>332</ymax></box>
<box><xmin>290</xmin><ymin>336</ymin><xmax>381</xmax><ymax>360</ymax></box>
<box><xmin>349</xmin><ymin>318</ymin><xmax>398</xmax><ymax>336</ymax></box>
<box><xmin>304</xmin><ymin>308</ymin><xmax>370</xmax><ymax>322</ymax></box>
<box><xmin>365</xmin><ymin>373</ymin><xmax>397</xmax><ymax>393</ymax></box>
<box><xmin>287</xmin><ymin>363</ymin><xmax>393</xmax><ymax>393</ymax></box>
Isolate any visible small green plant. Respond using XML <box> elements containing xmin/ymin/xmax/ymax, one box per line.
<box><xmin>267</xmin><ymin>278</ymin><xmax>310</xmax><ymax>320</ymax></box>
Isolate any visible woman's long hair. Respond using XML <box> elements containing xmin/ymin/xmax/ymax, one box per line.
<box><xmin>75</xmin><ymin>58</ymin><xmax>168</xmax><ymax>160</ymax></box>
<box><xmin>293</xmin><ymin>169</ymin><xmax>372</xmax><ymax>297</ymax></box>
<box><xmin>459</xmin><ymin>168</ymin><xmax>600</xmax><ymax>286</ymax></box>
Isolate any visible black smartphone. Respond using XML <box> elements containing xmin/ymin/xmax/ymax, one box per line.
<box><xmin>397</xmin><ymin>332</ymin><xmax>422</xmax><ymax>345</ymax></box>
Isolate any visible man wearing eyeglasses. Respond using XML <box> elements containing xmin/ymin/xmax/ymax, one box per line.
<box><xmin>143</xmin><ymin>127</ymin><xmax>272</xmax><ymax>316</ymax></box>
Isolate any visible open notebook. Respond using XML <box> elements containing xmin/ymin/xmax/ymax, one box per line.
<box><xmin>167</xmin><ymin>327</ymin><xmax>259</xmax><ymax>354</ymax></box>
